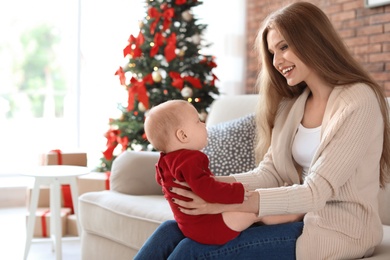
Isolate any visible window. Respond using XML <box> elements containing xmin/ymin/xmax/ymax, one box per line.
<box><xmin>365</xmin><ymin>0</ymin><xmax>390</xmax><ymax>8</ymax></box>
<box><xmin>0</xmin><ymin>0</ymin><xmax>246</xmax><ymax>175</ymax></box>
<box><xmin>0</xmin><ymin>0</ymin><xmax>144</xmax><ymax>174</ymax></box>
<box><xmin>0</xmin><ymin>0</ymin><xmax>80</xmax><ymax>174</ymax></box>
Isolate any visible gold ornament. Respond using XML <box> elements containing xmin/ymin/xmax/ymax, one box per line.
<box><xmin>138</xmin><ymin>20</ymin><xmax>144</xmax><ymax>29</ymax></box>
<box><xmin>138</xmin><ymin>102</ymin><xmax>146</xmax><ymax>112</ymax></box>
<box><xmin>181</xmin><ymin>10</ymin><xmax>193</xmax><ymax>22</ymax></box>
<box><xmin>152</xmin><ymin>71</ymin><xmax>162</xmax><ymax>82</ymax></box>
<box><xmin>175</xmin><ymin>48</ymin><xmax>185</xmax><ymax>57</ymax></box>
<box><xmin>181</xmin><ymin>86</ymin><xmax>193</xmax><ymax>98</ymax></box>
<box><xmin>191</xmin><ymin>34</ymin><xmax>201</xmax><ymax>45</ymax></box>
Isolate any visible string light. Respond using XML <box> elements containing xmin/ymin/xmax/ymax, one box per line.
<box><xmin>187</xmin><ymin>98</ymin><xmax>193</xmax><ymax>102</ymax></box>
<box><xmin>195</xmin><ymin>98</ymin><xmax>200</xmax><ymax>102</ymax></box>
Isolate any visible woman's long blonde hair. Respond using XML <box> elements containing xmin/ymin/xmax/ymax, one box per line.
<box><xmin>254</xmin><ymin>1</ymin><xmax>390</xmax><ymax>187</ymax></box>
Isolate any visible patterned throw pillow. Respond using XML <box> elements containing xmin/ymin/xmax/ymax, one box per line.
<box><xmin>202</xmin><ymin>113</ymin><xmax>257</xmax><ymax>176</ymax></box>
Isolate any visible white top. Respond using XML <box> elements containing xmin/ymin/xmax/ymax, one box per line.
<box><xmin>292</xmin><ymin>124</ymin><xmax>321</xmax><ymax>178</ymax></box>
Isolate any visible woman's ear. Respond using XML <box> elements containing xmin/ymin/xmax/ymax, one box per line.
<box><xmin>176</xmin><ymin>129</ymin><xmax>189</xmax><ymax>143</ymax></box>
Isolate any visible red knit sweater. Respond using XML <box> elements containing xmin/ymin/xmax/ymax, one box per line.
<box><xmin>156</xmin><ymin>149</ymin><xmax>245</xmax><ymax>245</ymax></box>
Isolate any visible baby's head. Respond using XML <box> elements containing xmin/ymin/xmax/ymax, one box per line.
<box><xmin>144</xmin><ymin>100</ymin><xmax>208</xmax><ymax>153</ymax></box>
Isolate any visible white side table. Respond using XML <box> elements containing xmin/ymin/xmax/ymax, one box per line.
<box><xmin>23</xmin><ymin>165</ymin><xmax>89</xmax><ymax>260</ymax></box>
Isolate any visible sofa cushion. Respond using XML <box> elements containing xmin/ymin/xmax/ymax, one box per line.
<box><xmin>110</xmin><ymin>151</ymin><xmax>161</xmax><ymax>195</ymax></box>
<box><xmin>79</xmin><ymin>191</ymin><xmax>173</xmax><ymax>251</ymax></box>
<box><xmin>202</xmin><ymin>113</ymin><xmax>257</xmax><ymax>176</ymax></box>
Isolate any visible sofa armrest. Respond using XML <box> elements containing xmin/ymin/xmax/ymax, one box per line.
<box><xmin>110</xmin><ymin>150</ymin><xmax>162</xmax><ymax>195</ymax></box>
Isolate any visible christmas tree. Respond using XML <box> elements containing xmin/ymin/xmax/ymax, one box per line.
<box><xmin>96</xmin><ymin>0</ymin><xmax>219</xmax><ymax>172</ymax></box>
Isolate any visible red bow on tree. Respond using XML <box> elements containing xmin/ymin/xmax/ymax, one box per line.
<box><xmin>165</xmin><ymin>33</ymin><xmax>177</xmax><ymax>62</ymax></box>
<box><xmin>169</xmin><ymin>72</ymin><xmax>202</xmax><ymax>90</ymax></box>
<box><xmin>127</xmin><ymin>74</ymin><xmax>154</xmax><ymax>111</ymax></box>
<box><xmin>103</xmin><ymin>128</ymin><xmax>120</xmax><ymax>160</ymax></box>
<box><xmin>211</xmin><ymin>74</ymin><xmax>219</xmax><ymax>86</ymax></box>
<box><xmin>115</xmin><ymin>67</ymin><xmax>126</xmax><ymax>86</ymax></box>
<box><xmin>103</xmin><ymin>129</ymin><xmax>130</xmax><ymax>159</ymax></box>
<box><xmin>123</xmin><ymin>32</ymin><xmax>145</xmax><ymax>58</ymax></box>
<box><xmin>150</xmin><ymin>33</ymin><xmax>177</xmax><ymax>63</ymax></box>
<box><xmin>150</xmin><ymin>32</ymin><xmax>165</xmax><ymax>57</ymax></box>
<box><xmin>175</xmin><ymin>0</ymin><xmax>187</xmax><ymax>4</ymax></box>
<box><xmin>117</xmin><ymin>135</ymin><xmax>129</xmax><ymax>152</ymax></box>
<box><xmin>148</xmin><ymin>6</ymin><xmax>175</xmax><ymax>35</ymax></box>
<box><xmin>200</xmin><ymin>56</ymin><xmax>218</xmax><ymax>68</ymax></box>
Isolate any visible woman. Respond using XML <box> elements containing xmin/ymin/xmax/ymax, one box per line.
<box><xmin>134</xmin><ymin>2</ymin><xmax>390</xmax><ymax>259</ymax></box>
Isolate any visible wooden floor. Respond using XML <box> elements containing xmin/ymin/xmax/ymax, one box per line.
<box><xmin>0</xmin><ymin>200</ymin><xmax>81</xmax><ymax>259</ymax></box>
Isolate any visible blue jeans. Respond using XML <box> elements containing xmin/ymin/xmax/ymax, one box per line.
<box><xmin>134</xmin><ymin>220</ymin><xmax>303</xmax><ymax>260</ymax></box>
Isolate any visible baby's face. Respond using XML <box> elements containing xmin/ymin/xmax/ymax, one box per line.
<box><xmin>180</xmin><ymin>103</ymin><xmax>208</xmax><ymax>150</ymax></box>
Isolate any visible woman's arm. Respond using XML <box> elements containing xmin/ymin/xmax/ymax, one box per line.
<box><xmin>171</xmin><ymin>185</ymin><xmax>305</xmax><ymax>225</ymax></box>
<box><xmin>214</xmin><ymin>175</ymin><xmax>236</xmax><ymax>183</ymax></box>
<box><xmin>171</xmin><ymin>185</ymin><xmax>260</xmax><ymax>215</ymax></box>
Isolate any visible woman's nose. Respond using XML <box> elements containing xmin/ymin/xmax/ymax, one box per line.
<box><xmin>273</xmin><ymin>52</ymin><xmax>282</xmax><ymax>67</ymax></box>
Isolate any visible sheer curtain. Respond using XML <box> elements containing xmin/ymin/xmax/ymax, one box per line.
<box><xmin>196</xmin><ymin>0</ymin><xmax>247</xmax><ymax>96</ymax></box>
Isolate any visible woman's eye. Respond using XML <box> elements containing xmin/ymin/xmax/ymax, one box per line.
<box><xmin>280</xmin><ymin>44</ymin><xmax>288</xmax><ymax>51</ymax></box>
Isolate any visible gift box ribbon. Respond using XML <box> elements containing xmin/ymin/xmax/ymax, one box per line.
<box><xmin>41</xmin><ymin>209</ymin><xmax>50</xmax><ymax>237</ymax></box>
<box><xmin>50</xmin><ymin>149</ymin><xmax>74</xmax><ymax>214</ymax></box>
<box><xmin>105</xmin><ymin>171</ymin><xmax>111</xmax><ymax>190</ymax></box>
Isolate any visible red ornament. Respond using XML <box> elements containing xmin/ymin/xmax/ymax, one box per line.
<box><xmin>127</xmin><ymin>74</ymin><xmax>153</xmax><ymax>111</ymax></box>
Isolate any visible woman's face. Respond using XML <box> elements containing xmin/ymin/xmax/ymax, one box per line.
<box><xmin>267</xmin><ymin>29</ymin><xmax>313</xmax><ymax>86</ymax></box>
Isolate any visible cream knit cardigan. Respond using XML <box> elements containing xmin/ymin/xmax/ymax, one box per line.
<box><xmin>233</xmin><ymin>83</ymin><xmax>384</xmax><ymax>259</ymax></box>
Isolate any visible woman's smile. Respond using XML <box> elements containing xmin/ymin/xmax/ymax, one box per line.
<box><xmin>281</xmin><ymin>65</ymin><xmax>295</xmax><ymax>76</ymax></box>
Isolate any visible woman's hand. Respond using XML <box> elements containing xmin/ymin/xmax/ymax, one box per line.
<box><xmin>171</xmin><ymin>179</ymin><xmax>259</xmax><ymax>215</ymax></box>
<box><xmin>171</xmin><ymin>180</ymin><xmax>224</xmax><ymax>215</ymax></box>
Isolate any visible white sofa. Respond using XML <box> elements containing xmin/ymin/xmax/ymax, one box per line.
<box><xmin>79</xmin><ymin>95</ymin><xmax>390</xmax><ymax>259</ymax></box>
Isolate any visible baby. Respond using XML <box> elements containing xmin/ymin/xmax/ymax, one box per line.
<box><xmin>144</xmin><ymin>100</ymin><xmax>260</xmax><ymax>245</ymax></box>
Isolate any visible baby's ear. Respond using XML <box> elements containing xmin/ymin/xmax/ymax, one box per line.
<box><xmin>176</xmin><ymin>129</ymin><xmax>189</xmax><ymax>143</ymax></box>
